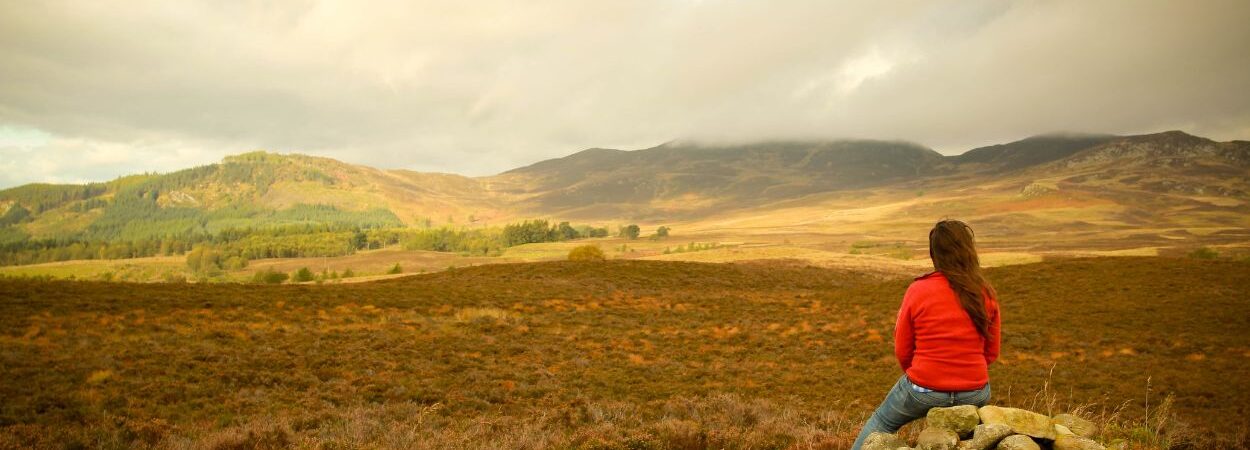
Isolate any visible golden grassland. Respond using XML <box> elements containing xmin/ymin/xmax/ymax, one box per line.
<box><xmin>0</xmin><ymin>248</ymin><xmax>514</xmax><ymax>283</ymax></box>
<box><xmin>5</xmin><ymin>168</ymin><xmax>1249</xmax><ymax>284</ymax></box>
<box><xmin>1</xmin><ymin>257</ymin><xmax>1247</xmax><ymax>449</ymax></box>
<box><xmin>4</xmin><ymin>225</ymin><xmax>1240</xmax><ymax>284</ymax></box>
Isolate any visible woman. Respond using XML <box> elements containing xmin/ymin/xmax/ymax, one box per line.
<box><xmin>851</xmin><ymin>220</ymin><xmax>1001</xmax><ymax>450</ymax></box>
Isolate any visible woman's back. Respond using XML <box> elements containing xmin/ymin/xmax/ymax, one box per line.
<box><xmin>895</xmin><ymin>272</ymin><xmax>1000</xmax><ymax>392</ymax></box>
<box><xmin>851</xmin><ymin>220</ymin><xmax>1000</xmax><ymax>450</ymax></box>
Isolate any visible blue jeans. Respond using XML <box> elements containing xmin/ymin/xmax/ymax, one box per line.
<box><xmin>851</xmin><ymin>375</ymin><xmax>991</xmax><ymax>450</ymax></box>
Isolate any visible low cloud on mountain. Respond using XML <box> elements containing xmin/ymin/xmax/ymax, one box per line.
<box><xmin>1</xmin><ymin>0</ymin><xmax>1248</xmax><ymax>188</ymax></box>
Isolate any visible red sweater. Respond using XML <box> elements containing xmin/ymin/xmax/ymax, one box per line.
<box><xmin>894</xmin><ymin>271</ymin><xmax>1001</xmax><ymax>391</ymax></box>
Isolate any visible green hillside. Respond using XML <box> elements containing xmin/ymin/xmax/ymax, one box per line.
<box><xmin>0</xmin><ymin>152</ymin><xmax>477</xmax><ymax>267</ymax></box>
<box><xmin>0</xmin><ymin>150</ymin><xmax>614</xmax><ymax>272</ymax></box>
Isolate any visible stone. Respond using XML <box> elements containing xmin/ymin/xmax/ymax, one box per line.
<box><xmin>862</xmin><ymin>431</ymin><xmax>909</xmax><ymax>450</ymax></box>
<box><xmin>928</xmin><ymin>405</ymin><xmax>980</xmax><ymax>437</ymax></box>
<box><xmin>1053</xmin><ymin>413</ymin><xmax>1098</xmax><ymax>438</ymax></box>
<box><xmin>917</xmin><ymin>427</ymin><xmax>959</xmax><ymax>450</ymax></box>
<box><xmin>956</xmin><ymin>423</ymin><xmax>1013</xmax><ymax>450</ymax></box>
<box><xmin>995</xmin><ymin>435</ymin><xmax>1041</xmax><ymax>450</ymax></box>
<box><xmin>978</xmin><ymin>406</ymin><xmax>1055</xmax><ymax>440</ymax></box>
<box><xmin>1054</xmin><ymin>435</ymin><xmax>1106</xmax><ymax>450</ymax></box>
<box><xmin>1054</xmin><ymin>424</ymin><xmax>1074</xmax><ymax>436</ymax></box>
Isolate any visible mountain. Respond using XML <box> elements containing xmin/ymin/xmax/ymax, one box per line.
<box><xmin>949</xmin><ymin>133</ymin><xmax>1117</xmax><ymax>173</ymax></box>
<box><xmin>1035</xmin><ymin>131</ymin><xmax>1250</xmax><ymax>196</ymax></box>
<box><xmin>1</xmin><ymin>130</ymin><xmax>1247</xmax><ymax>251</ymax></box>
<box><xmin>495</xmin><ymin>131</ymin><xmax>1249</xmax><ymax>219</ymax></box>
<box><xmin>496</xmin><ymin>140</ymin><xmax>946</xmax><ymax>218</ymax></box>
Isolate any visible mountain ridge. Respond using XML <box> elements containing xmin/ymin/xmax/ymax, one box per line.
<box><xmin>1</xmin><ymin>130</ymin><xmax>1247</xmax><ymax>244</ymax></box>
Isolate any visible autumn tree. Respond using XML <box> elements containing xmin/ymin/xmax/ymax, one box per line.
<box><xmin>619</xmin><ymin>224</ymin><xmax>640</xmax><ymax>240</ymax></box>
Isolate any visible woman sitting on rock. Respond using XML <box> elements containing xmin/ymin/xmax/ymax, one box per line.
<box><xmin>852</xmin><ymin>219</ymin><xmax>1002</xmax><ymax>450</ymax></box>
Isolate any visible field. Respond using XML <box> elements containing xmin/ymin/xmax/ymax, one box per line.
<box><xmin>0</xmin><ymin>247</ymin><xmax>525</xmax><ymax>284</ymax></box>
<box><xmin>2</xmin><ymin>257</ymin><xmax>1248</xmax><ymax>449</ymax></box>
<box><xmin>5</xmin><ymin>163</ymin><xmax>1250</xmax><ymax>285</ymax></box>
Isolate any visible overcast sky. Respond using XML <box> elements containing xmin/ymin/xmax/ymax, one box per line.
<box><xmin>1</xmin><ymin>0</ymin><xmax>1248</xmax><ymax>188</ymax></box>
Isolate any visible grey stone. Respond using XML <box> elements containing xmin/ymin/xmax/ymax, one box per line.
<box><xmin>862</xmin><ymin>431</ymin><xmax>908</xmax><ymax>450</ymax></box>
<box><xmin>1054</xmin><ymin>435</ymin><xmax>1106</xmax><ymax>450</ymax></box>
<box><xmin>978</xmin><ymin>406</ymin><xmax>1055</xmax><ymax>440</ymax></box>
<box><xmin>995</xmin><ymin>435</ymin><xmax>1041</xmax><ymax>450</ymax></box>
<box><xmin>956</xmin><ymin>423</ymin><xmax>1013</xmax><ymax>450</ymax></box>
<box><xmin>917</xmin><ymin>427</ymin><xmax>959</xmax><ymax>450</ymax></box>
<box><xmin>927</xmin><ymin>405</ymin><xmax>980</xmax><ymax>437</ymax></box>
<box><xmin>1053</xmin><ymin>413</ymin><xmax>1098</xmax><ymax>438</ymax></box>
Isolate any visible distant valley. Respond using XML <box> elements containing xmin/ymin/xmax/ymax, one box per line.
<box><xmin>1</xmin><ymin>130</ymin><xmax>1248</xmax><ymax>281</ymax></box>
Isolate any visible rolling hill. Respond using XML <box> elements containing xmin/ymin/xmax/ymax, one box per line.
<box><xmin>495</xmin><ymin>140</ymin><xmax>946</xmax><ymax>218</ymax></box>
<box><xmin>0</xmin><ymin>130</ymin><xmax>1247</xmax><ymax>269</ymax></box>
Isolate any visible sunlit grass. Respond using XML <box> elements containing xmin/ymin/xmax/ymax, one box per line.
<box><xmin>1</xmin><ymin>257</ymin><xmax>1248</xmax><ymax>448</ymax></box>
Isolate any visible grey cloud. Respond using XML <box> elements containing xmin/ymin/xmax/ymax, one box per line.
<box><xmin>0</xmin><ymin>0</ymin><xmax>1247</xmax><ymax>188</ymax></box>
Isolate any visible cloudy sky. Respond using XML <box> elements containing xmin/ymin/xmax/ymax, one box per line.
<box><xmin>1</xmin><ymin>0</ymin><xmax>1248</xmax><ymax>188</ymax></box>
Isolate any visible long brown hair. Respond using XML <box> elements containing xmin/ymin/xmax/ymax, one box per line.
<box><xmin>928</xmin><ymin>220</ymin><xmax>996</xmax><ymax>338</ymax></box>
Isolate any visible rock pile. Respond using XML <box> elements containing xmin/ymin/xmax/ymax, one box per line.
<box><xmin>863</xmin><ymin>405</ymin><xmax>1105</xmax><ymax>450</ymax></box>
<box><xmin>1019</xmin><ymin>182</ymin><xmax>1057</xmax><ymax>198</ymax></box>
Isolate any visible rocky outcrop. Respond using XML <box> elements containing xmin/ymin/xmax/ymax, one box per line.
<box><xmin>916</xmin><ymin>427</ymin><xmax>959</xmax><ymax>450</ymax></box>
<box><xmin>927</xmin><ymin>405</ymin><xmax>979</xmax><ymax>438</ymax></box>
<box><xmin>978</xmin><ymin>406</ymin><xmax>1056</xmax><ymax>440</ymax></box>
<box><xmin>997</xmin><ymin>435</ymin><xmax>1041</xmax><ymax>450</ymax></box>
<box><xmin>862</xmin><ymin>431</ymin><xmax>909</xmax><ymax>450</ymax></box>
<box><xmin>868</xmin><ymin>406</ymin><xmax>1105</xmax><ymax>450</ymax></box>
<box><xmin>1052</xmin><ymin>413</ymin><xmax>1098</xmax><ymax>438</ymax></box>
<box><xmin>957</xmin><ymin>424</ymin><xmax>1012</xmax><ymax>450</ymax></box>
<box><xmin>1019</xmin><ymin>182</ymin><xmax>1056</xmax><ymax>198</ymax></box>
<box><xmin>1054</xmin><ymin>435</ymin><xmax>1106</xmax><ymax>450</ymax></box>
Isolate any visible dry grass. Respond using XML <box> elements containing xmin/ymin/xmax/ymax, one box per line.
<box><xmin>1</xmin><ymin>257</ymin><xmax>1247</xmax><ymax>449</ymax></box>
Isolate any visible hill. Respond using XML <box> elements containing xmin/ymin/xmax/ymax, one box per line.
<box><xmin>1</xmin><ymin>130</ymin><xmax>1247</xmax><ymax>272</ymax></box>
<box><xmin>669</xmin><ymin>131</ymin><xmax>1250</xmax><ymax>260</ymax></box>
<box><xmin>948</xmin><ymin>133</ymin><xmax>1118</xmax><ymax>173</ymax></box>
<box><xmin>1</xmin><ymin>257</ymin><xmax>1246</xmax><ymax>448</ymax></box>
<box><xmin>0</xmin><ymin>151</ymin><xmax>539</xmax><ymax>267</ymax></box>
<box><xmin>496</xmin><ymin>140</ymin><xmax>946</xmax><ymax>219</ymax></box>
<box><xmin>0</xmin><ymin>151</ymin><xmax>511</xmax><ymax>239</ymax></box>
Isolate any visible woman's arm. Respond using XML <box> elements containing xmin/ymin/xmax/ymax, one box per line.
<box><xmin>984</xmin><ymin>297</ymin><xmax>1001</xmax><ymax>365</ymax></box>
<box><xmin>894</xmin><ymin>285</ymin><xmax>917</xmax><ymax>371</ymax></box>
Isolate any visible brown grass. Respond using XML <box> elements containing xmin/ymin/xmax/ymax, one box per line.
<box><xmin>0</xmin><ymin>257</ymin><xmax>1247</xmax><ymax>449</ymax></box>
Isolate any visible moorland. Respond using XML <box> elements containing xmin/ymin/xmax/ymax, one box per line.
<box><xmin>1</xmin><ymin>129</ymin><xmax>1248</xmax><ymax>449</ymax></box>
<box><xmin>2</xmin><ymin>257</ymin><xmax>1248</xmax><ymax>449</ymax></box>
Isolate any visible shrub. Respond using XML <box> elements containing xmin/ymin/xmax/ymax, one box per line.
<box><xmin>1189</xmin><ymin>247</ymin><xmax>1219</xmax><ymax>259</ymax></box>
<box><xmin>251</xmin><ymin>268</ymin><xmax>289</xmax><ymax>284</ymax></box>
<box><xmin>224</xmin><ymin>256</ymin><xmax>248</xmax><ymax>270</ymax></box>
<box><xmin>293</xmin><ymin>267</ymin><xmax>315</xmax><ymax>282</ymax></box>
<box><xmin>342</xmin><ymin>268</ymin><xmax>355</xmax><ymax>278</ymax></box>
<box><xmin>388</xmin><ymin>263</ymin><xmax>403</xmax><ymax>274</ymax></box>
<box><xmin>568</xmin><ymin>245</ymin><xmax>606</xmax><ymax>262</ymax></box>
